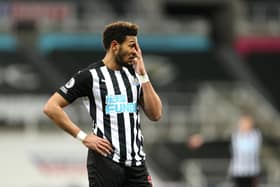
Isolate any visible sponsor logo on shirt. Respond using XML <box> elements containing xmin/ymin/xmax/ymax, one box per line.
<box><xmin>105</xmin><ymin>95</ymin><xmax>136</xmax><ymax>114</ymax></box>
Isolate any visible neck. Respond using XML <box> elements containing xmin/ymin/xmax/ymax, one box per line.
<box><xmin>103</xmin><ymin>52</ymin><xmax>121</xmax><ymax>70</ymax></box>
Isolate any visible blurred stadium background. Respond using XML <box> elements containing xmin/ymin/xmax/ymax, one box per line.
<box><xmin>1</xmin><ymin>0</ymin><xmax>280</xmax><ymax>187</ymax></box>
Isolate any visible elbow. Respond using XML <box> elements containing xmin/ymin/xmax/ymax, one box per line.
<box><xmin>151</xmin><ymin>115</ymin><xmax>161</xmax><ymax>122</ymax></box>
<box><xmin>149</xmin><ymin>111</ymin><xmax>162</xmax><ymax>122</ymax></box>
<box><xmin>43</xmin><ymin>103</ymin><xmax>52</xmax><ymax>117</ymax></box>
<box><xmin>148</xmin><ymin>103</ymin><xmax>163</xmax><ymax>121</ymax></box>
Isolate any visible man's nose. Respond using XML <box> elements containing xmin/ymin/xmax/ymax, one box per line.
<box><xmin>131</xmin><ymin>47</ymin><xmax>137</xmax><ymax>54</ymax></box>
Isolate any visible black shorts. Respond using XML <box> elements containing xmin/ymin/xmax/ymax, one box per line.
<box><xmin>232</xmin><ymin>176</ymin><xmax>258</xmax><ymax>187</ymax></box>
<box><xmin>87</xmin><ymin>149</ymin><xmax>153</xmax><ymax>187</ymax></box>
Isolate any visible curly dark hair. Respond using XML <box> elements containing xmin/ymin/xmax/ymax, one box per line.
<box><xmin>102</xmin><ymin>21</ymin><xmax>139</xmax><ymax>50</ymax></box>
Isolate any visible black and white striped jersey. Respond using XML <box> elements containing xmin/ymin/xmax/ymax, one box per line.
<box><xmin>57</xmin><ymin>61</ymin><xmax>146</xmax><ymax>166</ymax></box>
<box><xmin>229</xmin><ymin>129</ymin><xmax>262</xmax><ymax>177</ymax></box>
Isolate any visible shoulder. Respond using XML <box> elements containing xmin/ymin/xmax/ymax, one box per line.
<box><xmin>86</xmin><ymin>61</ymin><xmax>104</xmax><ymax>70</ymax></box>
<box><xmin>75</xmin><ymin>61</ymin><xmax>104</xmax><ymax>78</ymax></box>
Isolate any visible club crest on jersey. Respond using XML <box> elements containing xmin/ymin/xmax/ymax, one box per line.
<box><xmin>65</xmin><ymin>78</ymin><xmax>75</xmax><ymax>88</ymax></box>
<box><xmin>132</xmin><ymin>77</ymin><xmax>140</xmax><ymax>86</ymax></box>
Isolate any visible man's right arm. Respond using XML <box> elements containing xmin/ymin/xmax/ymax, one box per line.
<box><xmin>43</xmin><ymin>92</ymin><xmax>81</xmax><ymax>137</ymax></box>
<box><xmin>43</xmin><ymin>92</ymin><xmax>113</xmax><ymax>156</ymax></box>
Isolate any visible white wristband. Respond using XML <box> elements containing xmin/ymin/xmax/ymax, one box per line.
<box><xmin>138</xmin><ymin>74</ymin><xmax>150</xmax><ymax>84</ymax></box>
<box><xmin>76</xmin><ymin>130</ymin><xmax>87</xmax><ymax>142</ymax></box>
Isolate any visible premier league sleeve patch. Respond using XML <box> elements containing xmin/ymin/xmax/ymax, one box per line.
<box><xmin>59</xmin><ymin>77</ymin><xmax>75</xmax><ymax>95</ymax></box>
<box><xmin>65</xmin><ymin>78</ymin><xmax>75</xmax><ymax>88</ymax></box>
<box><xmin>57</xmin><ymin>70</ymin><xmax>91</xmax><ymax>103</ymax></box>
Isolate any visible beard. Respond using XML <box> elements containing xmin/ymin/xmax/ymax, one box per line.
<box><xmin>115</xmin><ymin>48</ymin><xmax>135</xmax><ymax>75</ymax></box>
<box><xmin>115</xmin><ymin>48</ymin><xmax>132</xmax><ymax>68</ymax></box>
<box><xmin>115</xmin><ymin>53</ymin><xmax>126</xmax><ymax>67</ymax></box>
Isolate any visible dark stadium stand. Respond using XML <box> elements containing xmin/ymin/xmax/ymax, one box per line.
<box><xmin>146</xmin><ymin>141</ymin><xmax>231</xmax><ymax>182</ymax></box>
<box><xmin>247</xmin><ymin>52</ymin><xmax>280</xmax><ymax>111</ymax></box>
<box><xmin>0</xmin><ymin>50</ymin><xmax>50</xmax><ymax>94</ymax></box>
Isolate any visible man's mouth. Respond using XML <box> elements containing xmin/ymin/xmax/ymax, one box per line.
<box><xmin>129</xmin><ymin>56</ymin><xmax>136</xmax><ymax>60</ymax></box>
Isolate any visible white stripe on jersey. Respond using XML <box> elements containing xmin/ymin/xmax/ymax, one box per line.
<box><xmin>90</xmin><ymin>69</ymin><xmax>105</xmax><ymax>135</ymax></box>
<box><xmin>100</xmin><ymin>66</ymin><xmax>121</xmax><ymax>162</ymax></box>
<box><xmin>115</xmin><ymin>70</ymin><xmax>132</xmax><ymax>162</ymax></box>
<box><xmin>123</xmin><ymin>68</ymin><xmax>144</xmax><ymax>163</ymax></box>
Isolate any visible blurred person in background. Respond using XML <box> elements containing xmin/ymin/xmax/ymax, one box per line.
<box><xmin>43</xmin><ymin>21</ymin><xmax>162</xmax><ymax>187</ymax></box>
<box><xmin>186</xmin><ymin>112</ymin><xmax>262</xmax><ymax>187</ymax></box>
<box><xmin>229</xmin><ymin>113</ymin><xmax>262</xmax><ymax>187</ymax></box>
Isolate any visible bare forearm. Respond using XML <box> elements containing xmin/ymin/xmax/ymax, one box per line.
<box><xmin>43</xmin><ymin>103</ymin><xmax>80</xmax><ymax>137</ymax></box>
<box><xmin>141</xmin><ymin>82</ymin><xmax>162</xmax><ymax>121</ymax></box>
<box><xmin>43</xmin><ymin>93</ymin><xmax>113</xmax><ymax>155</ymax></box>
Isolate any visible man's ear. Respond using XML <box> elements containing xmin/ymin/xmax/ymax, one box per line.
<box><xmin>111</xmin><ymin>40</ymin><xmax>119</xmax><ymax>51</ymax></box>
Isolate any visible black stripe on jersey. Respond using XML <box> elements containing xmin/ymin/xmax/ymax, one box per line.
<box><xmin>109</xmin><ymin>70</ymin><xmax>127</xmax><ymax>162</ymax></box>
<box><xmin>135</xmin><ymin>118</ymin><xmax>142</xmax><ymax>159</ymax></box>
<box><xmin>96</xmin><ymin>68</ymin><xmax>112</xmax><ymax>142</ymax></box>
<box><xmin>97</xmin><ymin>128</ymin><xmax>103</xmax><ymax>137</ymax></box>
<box><xmin>86</xmin><ymin>62</ymin><xmax>104</xmax><ymax>127</ymax></box>
<box><xmin>135</xmin><ymin>80</ymin><xmax>145</xmax><ymax>160</ymax></box>
<box><xmin>88</xmin><ymin>89</ymin><xmax>96</xmax><ymax>128</ymax></box>
<box><xmin>120</xmin><ymin>70</ymin><xmax>136</xmax><ymax>163</ymax></box>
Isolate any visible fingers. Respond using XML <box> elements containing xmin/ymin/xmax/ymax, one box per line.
<box><xmin>95</xmin><ymin>138</ymin><xmax>113</xmax><ymax>156</ymax></box>
<box><xmin>99</xmin><ymin>138</ymin><xmax>113</xmax><ymax>153</ymax></box>
<box><xmin>134</xmin><ymin>57</ymin><xmax>138</xmax><ymax>62</ymax></box>
<box><xmin>84</xmin><ymin>134</ymin><xmax>113</xmax><ymax>157</ymax></box>
<box><xmin>97</xmin><ymin>145</ymin><xmax>111</xmax><ymax>157</ymax></box>
<box><xmin>135</xmin><ymin>42</ymin><xmax>142</xmax><ymax>54</ymax></box>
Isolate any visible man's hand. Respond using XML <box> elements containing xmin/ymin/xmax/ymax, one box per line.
<box><xmin>83</xmin><ymin>133</ymin><xmax>113</xmax><ymax>157</ymax></box>
<box><xmin>187</xmin><ymin>134</ymin><xmax>204</xmax><ymax>150</ymax></box>
<box><xmin>133</xmin><ymin>42</ymin><xmax>147</xmax><ymax>75</ymax></box>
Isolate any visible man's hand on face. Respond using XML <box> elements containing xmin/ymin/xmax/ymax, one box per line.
<box><xmin>133</xmin><ymin>42</ymin><xmax>147</xmax><ymax>75</ymax></box>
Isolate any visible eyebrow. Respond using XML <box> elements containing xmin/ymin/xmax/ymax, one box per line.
<box><xmin>128</xmin><ymin>40</ymin><xmax>136</xmax><ymax>43</ymax></box>
<box><xmin>128</xmin><ymin>41</ymin><xmax>136</xmax><ymax>46</ymax></box>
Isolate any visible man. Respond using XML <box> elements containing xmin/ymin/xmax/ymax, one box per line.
<box><xmin>229</xmin><ymin>113</ymin><xmax>262</xmax><ymax>187</ymax></box>
<box><xmin>43</xmin><ymin>21</ymin><xmax>162</xmax><ymax>187</ymax></box>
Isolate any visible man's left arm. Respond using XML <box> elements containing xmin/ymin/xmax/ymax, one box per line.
<box><xmin>140</xmin><ymin>81</ymin><xmax>162</xmax><ymax>121</ymax></box>
<box><xmin>133</xmin><ymin>41</ymin><xmax>162</xmax><ymax>121</ymax></box>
